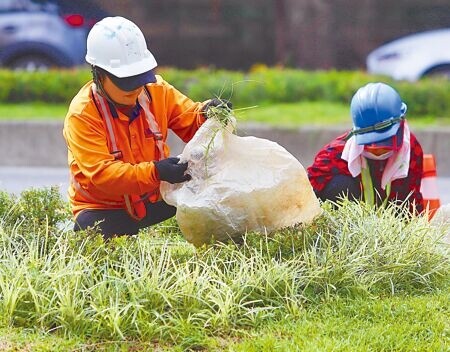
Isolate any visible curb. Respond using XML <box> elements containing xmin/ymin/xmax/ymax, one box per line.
<box><xmin>1</xmin><ymin>121</ymin><xmax>450</xmax><ymax>176</ymax></box>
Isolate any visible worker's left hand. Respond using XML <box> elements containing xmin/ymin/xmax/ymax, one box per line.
<box><xmin>202</xmin><ymin>98</ymin><xmax>233</xmax><ymax>118</ymax></box>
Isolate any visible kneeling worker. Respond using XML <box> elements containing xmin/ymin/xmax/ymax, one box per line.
<box><xmin>307</xmin><ymin>82</ymin><xmax>424</xmax><ymax>213</ymax></box>
<box><xmin>63</xmin><ymin>16</ymin><xmax>231</xmax><ymax>238</ymax></box>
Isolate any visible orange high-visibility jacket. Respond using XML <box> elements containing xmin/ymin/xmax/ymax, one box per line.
<box><xmin>63</xmin><ymin>75</ymin><xmax>206</xmax><ymax>217</ymax></box>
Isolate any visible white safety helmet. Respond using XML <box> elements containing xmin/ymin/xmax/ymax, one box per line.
<box><xmin>86</xmin><ymin>16</ymin><xmax>157</xmax><ymax>84</ymax></box>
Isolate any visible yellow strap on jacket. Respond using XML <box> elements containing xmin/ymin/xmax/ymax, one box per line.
<box><xmin>361</xmin><ymin>160</ymin><xmax>391</xmax><ymax>207</ymax></box>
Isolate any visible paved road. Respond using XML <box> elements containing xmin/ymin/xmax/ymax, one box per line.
<box><xmin>0</xmin><ymin>166</ymin><xmax>449</xmax><ymax>205</ymax></box>
<box><xmin>0</xmin><ymin>167</ymin><xmax>70</xmax><ymax>198</ymax></box>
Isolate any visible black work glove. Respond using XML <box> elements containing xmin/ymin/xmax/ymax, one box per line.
<box><xmin>202</xmin><ymin>98</ymin><xmax>233</xmax><ymax>118</ymax></box>
<box><xmin>155</xmin><ymin>157</ymin><xmax>191</xmax><ymax>184</ymax></box>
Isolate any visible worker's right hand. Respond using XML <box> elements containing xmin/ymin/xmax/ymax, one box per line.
<box><xmin>155</xmin><ymin>157</ymin><xmax>191</xmax><ymax>184</ymax></box>
<box><xmin>202</xmin><ymin>98</ymin><xmax>233</xmax><ymax>118</ymax></box>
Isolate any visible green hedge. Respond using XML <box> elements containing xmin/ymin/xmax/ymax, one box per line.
<box><xmin>1</xmin><ymin>67</ymin><xmax>450</xmax><ymax>117</ymax></box>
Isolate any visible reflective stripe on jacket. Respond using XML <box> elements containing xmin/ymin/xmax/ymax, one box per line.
<box><xmin>63</xmin><ymin>75</ymin><xmax>206</xmax><ymax>217</ymax></box>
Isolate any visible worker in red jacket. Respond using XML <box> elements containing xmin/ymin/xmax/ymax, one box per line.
<box><xmin>63</xmin><ymin>16</ymin><xmax>231</xmax><ymax>238</ymax></box>
<box><xmin>307</xmin><ymin>82</ymin><xmax>423</xmax><ymax>213</ymax></box>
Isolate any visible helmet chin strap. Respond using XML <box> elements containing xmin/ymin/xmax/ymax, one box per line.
<box><xmin>91</xmin><ymin>66</ymin><xmax>133</xmax><ymax>108</ymax></box>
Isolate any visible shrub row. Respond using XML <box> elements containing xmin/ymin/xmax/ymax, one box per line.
<box><xmin>1</xmin><ymin>67</ymin><xmax>450</xmax><ymax>117</ymax></box>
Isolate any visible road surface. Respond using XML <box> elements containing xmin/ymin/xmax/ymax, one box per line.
<box><xmin>0</xmin><ymin>166</ymin><xmax>449</xmax><ymax>205</ymax></box>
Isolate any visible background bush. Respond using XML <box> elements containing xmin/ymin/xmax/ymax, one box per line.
<box><xmin>2</xmin><ymin>67</ymin><xmax>450</xmax><ymax>117</ymax></box>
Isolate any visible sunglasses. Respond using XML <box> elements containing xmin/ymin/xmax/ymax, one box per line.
<box><xmin>345</xmin><ymin>116</ymin><xmax>405</xmax><ymax>141</ymax></box>
<box><xmin>364</xmin><ymin>121</ymin><xmax>404</xmax><ymax>152</ymax></box>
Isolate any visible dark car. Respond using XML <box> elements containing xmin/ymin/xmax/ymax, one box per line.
<box><xmin>0</xmin><ymin>0</ymin><xmax>108</xmax><ymax>70</ymax></box>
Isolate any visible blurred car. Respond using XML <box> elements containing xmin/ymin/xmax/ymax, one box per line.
<box><xmin>0</xmin><ymin>0</ymin><xmax>107</xmax><ymax>70</ymax></box>
<box><xmin>366</xmin><ymin>28</ymin><xmax>450</xmax><ymax>81</ymax></box>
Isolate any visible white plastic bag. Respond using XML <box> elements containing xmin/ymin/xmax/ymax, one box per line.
<box><xmin>160</xmin><ymin>117</ymin><xmax>322</xmax><ymax>247</ymax></box>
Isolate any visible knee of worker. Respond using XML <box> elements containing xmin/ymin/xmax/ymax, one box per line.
<box><xmin>315</xmin><ymin>174</ymin><xmax>361</xmax><ymax>203</ymax></box>
<box><xmin>73</xmin><ymin>209</ymin><xmax>140</xmax><ymax>238</ymax></box>
<box><xmin>141</xmin><ymin>201</ymin><xmax>177</xmax><ymax>227</ymax></box>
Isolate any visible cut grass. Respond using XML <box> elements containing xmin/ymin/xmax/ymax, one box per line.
<box><xmin>2</xmin><ymin>102</ymin><xmax>450</xmax><ymax>130</ymax></box>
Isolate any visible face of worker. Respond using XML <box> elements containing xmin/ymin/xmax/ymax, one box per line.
<box><xmin>102</xmin><ymin>75</ymin><xmax>143</xmax><ymax>106</ymax></box>
<box><xmin>362</xmin><ymin>122</ymin><xmax>404</xmax><ymax>158</ymax></box>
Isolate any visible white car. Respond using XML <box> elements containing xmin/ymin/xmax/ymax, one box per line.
<box><xmin>366</xmin><ymin>28</ymin><xmax>450</xmax><ymax>81</ymax></box>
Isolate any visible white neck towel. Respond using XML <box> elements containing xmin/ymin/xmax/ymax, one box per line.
<box><xmin>342</xmin><ymin>122</ymin><xmax>411</xmax><ymax>190</ymax></box>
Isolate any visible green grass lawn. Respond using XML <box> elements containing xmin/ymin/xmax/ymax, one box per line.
<box><xmin>2</xmin><ymin>102</ymin><xmax>450</xmax><ymax>130</ymax></box>
<box><xmin>0</xmin><ymin>188</ymin><xmax>448</xmax><ymax>351</ymax></box>
<box><xmin>0</xmin><ymin>103</ymin><xmax>68</xmax><ymax>120</ymax></box>
<box><xmin>239</xmin><ymin>102</ymin><xmax>450</xmax><ymax>130</ymax></box>
<box><xmin>230</xmin><ymin>291</ymin><xmax>450</xmax><ymax>352</ymax></box>
<box><xmin>1</xmin><ymin>290</ymin><xmax>448</xmax><ymax>351</ymax></box>
<box><xmin>235</xmin><ymin>102</ymin><xmax>351</xmax><ymax>127</ymax></box>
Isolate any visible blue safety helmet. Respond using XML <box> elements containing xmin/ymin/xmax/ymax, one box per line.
<box><xmin>349</xmin><ymin>83</ymin><xmax>407</xmax><ymax>145</ymax></box>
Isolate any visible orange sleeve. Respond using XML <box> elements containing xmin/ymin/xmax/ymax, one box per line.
<box><xmin>160</xmin><ymin>80</ymin><xmax>207</xmax><ymax>143</ymax></box>
<box><xmin>64</xmin><ymin>111</ymin><xmax>160</xmax><ymax>196</ymax></box>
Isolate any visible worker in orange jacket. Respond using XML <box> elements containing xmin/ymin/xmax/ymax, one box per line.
<box><xmin>63</xmin><ymin>16</ymin><xmax>231</xmax><ymax>238</ymax></box>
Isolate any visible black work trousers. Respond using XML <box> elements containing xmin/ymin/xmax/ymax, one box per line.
<box><xmin>315</xmin><ymin>174</ymin><xmax>362</xmax><ymax>203</ymax></box>
<box><xmin>73</xmin><ymin>200</ymin><xmax>176</xmax><ymax>239</ymax></box>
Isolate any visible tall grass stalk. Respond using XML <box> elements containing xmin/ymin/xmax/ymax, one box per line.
<box><xmin>0</xmin><ymin>191</ymin><xmax>448</xmax><ymax>347</ymax></box>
